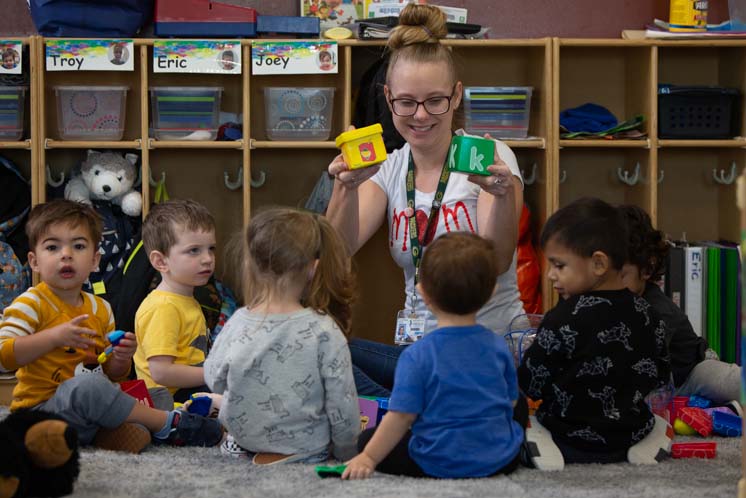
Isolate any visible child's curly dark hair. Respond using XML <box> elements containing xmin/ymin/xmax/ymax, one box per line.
<box><xmin>619</xmin><ymin>204</ymin><xmax>669</xmax><ymax>282</ymax></box>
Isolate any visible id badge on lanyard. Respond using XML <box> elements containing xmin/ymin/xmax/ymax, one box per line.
<box><xmin>392</xmin><ymin>152</ymin><xmax>450</xmax><ymax>345</ymax></box>
<box><xmin>395</xmin><ymin>309</ymin><xmax>427</xmax><ymax>345</ymax></box>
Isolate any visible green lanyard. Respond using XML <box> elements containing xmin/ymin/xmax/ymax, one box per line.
<box><xmin>407</xmin><ymin>151</ymin><xmax>451</xmax><ymax>284</ymax></box>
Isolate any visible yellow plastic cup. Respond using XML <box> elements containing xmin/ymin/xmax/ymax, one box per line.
<box><xmin>335</xmin><ymin>123</ymin><xmax>387</xmax><ymax>170</ymax></box>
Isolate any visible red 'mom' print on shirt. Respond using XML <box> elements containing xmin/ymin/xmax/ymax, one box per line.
<box><xmin>390</xmin><ymin>201</ymin><xmax>475</xmax><ymax>251</ymax></box>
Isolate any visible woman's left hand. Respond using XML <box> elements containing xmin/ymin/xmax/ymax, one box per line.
<box><xmin>468</xmin><ymin>133</ymin><xmax>514</xmax><ymax>196</ymax></box>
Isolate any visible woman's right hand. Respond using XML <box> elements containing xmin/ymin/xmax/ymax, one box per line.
<box><xmin>328</xmin><ymin>153</ymin><xmax>381</xmax><ymax>190</ymax></box>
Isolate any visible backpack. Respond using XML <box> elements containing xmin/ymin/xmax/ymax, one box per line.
<box><xmin>29</xmin><ymin>0</ymin><xmax>154</xmax><ymax>37</ymax></box>
<box><xmin>353</xmin><ymin>54</ymin><xmax>405</xmax><ymax>152</ymax></box>
<box><xmin>85</xmin><ymin>200</ymin><xmax>141</xmax><ymax>299</ymax></box>
<box><xmin>0</xmin><ymin>155</ymin><xmax>31</xmax><ymax>311</ymax></box>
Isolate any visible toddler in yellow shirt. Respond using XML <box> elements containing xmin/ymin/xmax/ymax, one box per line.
<box><xmin>134</xmin><ymin>199</ymin><xmax>217</xmax><ymax>406</ymax></box>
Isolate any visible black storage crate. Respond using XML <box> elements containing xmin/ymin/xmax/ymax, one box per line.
<box><xmin>658</xmin><ymin>85</ymin><xmax>741</xmax><ymax>139</ymax></box>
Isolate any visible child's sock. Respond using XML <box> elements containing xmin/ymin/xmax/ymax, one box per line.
<box><xmin>524</xmin><ymin>416</ymin><xmax>565</xmax><ymax>471</ymax></box>
<box><xmin>627</xmin><ymin>414</ymin><xmax>673</xmax><ymax>465</ymax></box>
<box><xmin>153</xmin><ymin>410</ymin><xmax>178</xmax><ymax>440</ymax></box>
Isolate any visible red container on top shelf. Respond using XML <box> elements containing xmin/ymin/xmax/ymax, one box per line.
<box><xmin>154</xmin><ymin>0</ymin><xmax>257</xmax><ymax>38</ymax></box>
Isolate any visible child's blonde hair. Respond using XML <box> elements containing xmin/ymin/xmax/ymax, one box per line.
<box><xmin>243</xmin><ymin>207</ymin><xmax>355</xmax><ymax>334</ymax></box>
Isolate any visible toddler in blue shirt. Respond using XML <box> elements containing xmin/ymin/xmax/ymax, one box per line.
<box><xmin>343</xmin><ymin>232</ymin><xmax>526</xmax><ymax>479</ymax></box>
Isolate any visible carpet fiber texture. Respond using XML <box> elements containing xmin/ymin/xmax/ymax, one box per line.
<box><xmin>2</xmin><ymin>407</ymin><xmax>741</xmax><ymax>498</ymax></box>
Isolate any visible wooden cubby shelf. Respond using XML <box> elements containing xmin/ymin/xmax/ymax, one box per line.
<box><xmin>4</xmin><ymin>35</ymin><xmax>738</xmax><ymax>340</ymax></box>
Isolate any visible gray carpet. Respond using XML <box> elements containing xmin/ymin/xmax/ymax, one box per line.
<box><xmin>5</xmin><ymin>401</ymin><xmax>742</xmax><ymax>498</ymax></box>
<box><xmin>67</xmin><ymin>441</ymin><xmax>741</xmax><ymax>498</ymax></box>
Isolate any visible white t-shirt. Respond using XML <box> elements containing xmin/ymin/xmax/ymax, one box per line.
<box><xmin>370</xmin><ymin>130</ymin><xmax>525</xmax><ymax>333</ymax></box>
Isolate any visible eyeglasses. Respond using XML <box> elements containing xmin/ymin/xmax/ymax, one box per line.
<box><xmin>388</xmin><ymin>88</ymin><xmax>456</xmax><ymax>117</ymax></box>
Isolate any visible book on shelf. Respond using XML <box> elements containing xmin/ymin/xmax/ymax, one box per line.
<box><xmin>684</xmin><ymin>245</ymin><xmax>705</xmax><ymax>337</ymax></box>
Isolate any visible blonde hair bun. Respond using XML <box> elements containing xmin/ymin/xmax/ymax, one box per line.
<box><xmin>388</xmin><ymin>4</ymin><xmax>448</xmax><ymax>51</ymax></box>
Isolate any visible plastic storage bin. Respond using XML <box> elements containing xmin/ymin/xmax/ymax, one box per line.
<box><xmin>150</xmin><ymin>86</ymin><xmax>223</xmax><ymax>140</ymax></box>
<box><xmin>0</xmin><ymin>86</ymin><xmax>26</xmax><ymax>141</ymax></box>
<box><xmin>463</xmin><ymin>86</ymin><xmax>532</xmax><ymax>139</ymax></box>
<box><xmin>264</xmin><ymin>87</ymin><xmax>334</xmax><ymax>141</ymax></box>
<box><xmin>55</xmin><ymin>85</ymin><xmax>128</xmax><ymax>141</ymax></box>
<box><xmin>658</xmin><ymin>85</ymin><xmax>741</xmax><ymax>139</ymax></box>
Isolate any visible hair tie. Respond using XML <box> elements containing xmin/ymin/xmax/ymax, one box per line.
<box><xmin>420</xmin><ymin>25</ymin><xmax>433</xmax><ymax>38</ymax></box>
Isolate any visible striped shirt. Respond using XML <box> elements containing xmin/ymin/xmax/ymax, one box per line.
<box><xmin>0</xmin><ymin>281</ymin><xmax>115</xmax><ymax>410</ymax></box>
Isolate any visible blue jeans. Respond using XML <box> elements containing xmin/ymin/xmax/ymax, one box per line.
<box><xmin>349</xmin><ymin>338</ymin><xmax>405</xmax><ymax>397</ymax></box>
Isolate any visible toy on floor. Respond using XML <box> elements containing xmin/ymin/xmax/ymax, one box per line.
<box><xmin>671</xmin><ymin>442</ymin><xmax>717</xmax><ymax>459</ymax></box>
<box><xmin>315</xmin><ymin>464</ymin><xmax>347</xmax><ymax>478</ymax></box>
<box><xmin>96</xmin><ymin>330</ymin><xmax>126</xmax><ymax>364</ymax></box>
<box><xmin>0</xmin><ymin>409</ymin><xmax>80</xmax><ymax>498</ymax></box>
<box><xmin>183</xmin><ymin>392</ymin><xmax>221</xmax><ymax>418</ymax></box>
<box><xmin>677</xmin><ymin>407</ymin><xmax>713</xmax><ymax>437</ymax></box>
<box><xmin>64</xmin><ymin>150</ymin><xmax>142</xmax><ymax>217</ymax></box>
<box><xmin>712</xmin><ymin>411</ymin><xmax>742</xmax><ymax>437</ymax></box>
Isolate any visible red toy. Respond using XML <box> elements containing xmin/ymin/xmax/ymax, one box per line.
<box><xmin>119</xmin><ymin>379</ymin><xmax>154</xmax><ymax>408</ymax></box>
<box><xmin>671</xmin><ymin>442</ymin><xmax>717</xmax><ymax>459</ymax></box>
<box><xmin>677</xmin><ymin>406</ymin><xmax>713</xmax><ymax>437</ymax></box>
<box><xmin>155</xmin><ymin>0</ymin><xmax>257</xmax><ymax>37</ymax></box>
<box><xmin>671</xmin><ymin>396</ymin><xmax>689</xmax><ymax>423</ymax></box>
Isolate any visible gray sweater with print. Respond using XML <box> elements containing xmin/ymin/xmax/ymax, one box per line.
<box><xmin>204</xmin><ymin>307</ymin><xmax>360</xmax><ymax>460</ymax></box>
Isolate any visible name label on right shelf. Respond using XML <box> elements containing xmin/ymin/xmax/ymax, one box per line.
<box><xmin>251</xmin><ymin>41</ymin><xmax>338</xmax><ymax>75</ymax></box>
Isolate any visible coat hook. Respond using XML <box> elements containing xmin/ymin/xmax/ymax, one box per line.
<box><xmin>224</xmin><ymin>166</ymin><xmax>243</xmax><ymax>190</ymax></box>
<box><xmin>712</xmin><ymin>161</ymin><xmax>737</xmax><ymax>185</ymax></box>
<box><xmin>521</xmin><ymin>163</ymin><xmax>537</xmax><ymax>185</ymax></box>
<box><xmin>150</xmin><ymin>170</ymin><xmax>165</xmax><ymax>187</ymax></box>
<box><xmin>250</xmin><ymin>168</ymin><xmax>267</xmax><ymax>188</ymax></box>
<box><xmin>559</xmin><ymin>169</ymin><xmax>567</xmax><ymax>184</ymax></box>
<box><xmin>135</xmin><ymin>169</ymin><xmax>164</xmax><ymax>187</ymax></box>
<box><xmin>617</xmin><ymin>162</ymin><xmax>641</xmax><ymax>186</ymax></box>
<box><xmin>46</xmin><ymin>165</ymin><xmax>65</xmax><ymax>187</ymax></box>
<box><xmin>657</xmin><ymin>169</ymin><xmax>664</xmax><ymax>184</ymax></box>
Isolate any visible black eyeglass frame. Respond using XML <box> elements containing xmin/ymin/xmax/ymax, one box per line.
<box><xmin>387</xmin><ymin>86</ymin><xmax>458</xmax><ymax>117</ymax></box>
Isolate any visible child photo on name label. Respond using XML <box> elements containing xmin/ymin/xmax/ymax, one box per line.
<box><xmin>109</xmin><ymin>43</ymin><xmax>129</xmax><ymax>66</ymax></box>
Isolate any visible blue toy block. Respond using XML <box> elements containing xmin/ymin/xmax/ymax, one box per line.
<box><xmin>187</xmin><ymin>395</ymin><xmax>213</xmax><ymax>418</ymax></box>
<box><xmin>712</xmin><ymin>411</ymin><xmax>742</xmax><ymax>437</ymax></box>
<box><xmin>687</xmin><ymin>395</ymin><xmax>712</xmax><ymax>409</ymax></box>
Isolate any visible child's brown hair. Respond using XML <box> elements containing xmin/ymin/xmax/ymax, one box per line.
<box><xmin>419</xmin><ymin>232</ymin><xmax>498</xmax><ymax>315</ymax></box>
<box><xmin>243</xmin><ymin>207</ymin><xmax>355</xmax><ymax>334</ymax></box>
<box><xmin>26</xmin><ymin>199</ymin><xmax>103</xmax><ymax>249</ymax></box>
<box><xmin>142</xmin><ymin>199</ymin><xmax>215</xmax><ymax>255</ymax></box>
<box><xmin>619</xmin><ymin>204</ymin><xmax>669</xmax><ymax>282</ymax></box>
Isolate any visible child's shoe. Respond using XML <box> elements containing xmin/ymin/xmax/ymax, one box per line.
<box><xmin>220</xmin><ymin>434</ymin><xmax>250</xmax><ymax>459</ymax></box>
<box><xmin>724</xmin><ymin>400</ymin><xmax>743</xmax><ymax>418</ymax></box>
<box><xmin>627</xmin><ymin>414</ymin><xmax>673</xmax><ymax>465</ymax></box>
<box><xmin>524</xmin><ymin>416</ymin><xmax>564</xmax><ymax>471</ymax></box>
<box><xmin>155</xmin><ymin>410</ymin><xmax>224</xmax><ymax>447</ymax></box>
<box><xmin>93</xmin><ymin>422</ymin><xmax>151</xmax><ymax>454</ymax></box>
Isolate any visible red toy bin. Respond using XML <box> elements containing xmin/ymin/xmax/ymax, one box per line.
<box><xmin>155</xmin><ymin>0</ymin><xmax>257</xmax><ymax>37</ymax></box>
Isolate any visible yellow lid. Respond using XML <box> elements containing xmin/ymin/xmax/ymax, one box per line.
<box><xmin>335</xmin><ymin>123</ymin><xmax>384</xmax><ymax>147</ymax></box>
<box><xmin>323</xmin><ymin>27</ymin><xmax>353</xmax><ymax>40</ymax></box>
